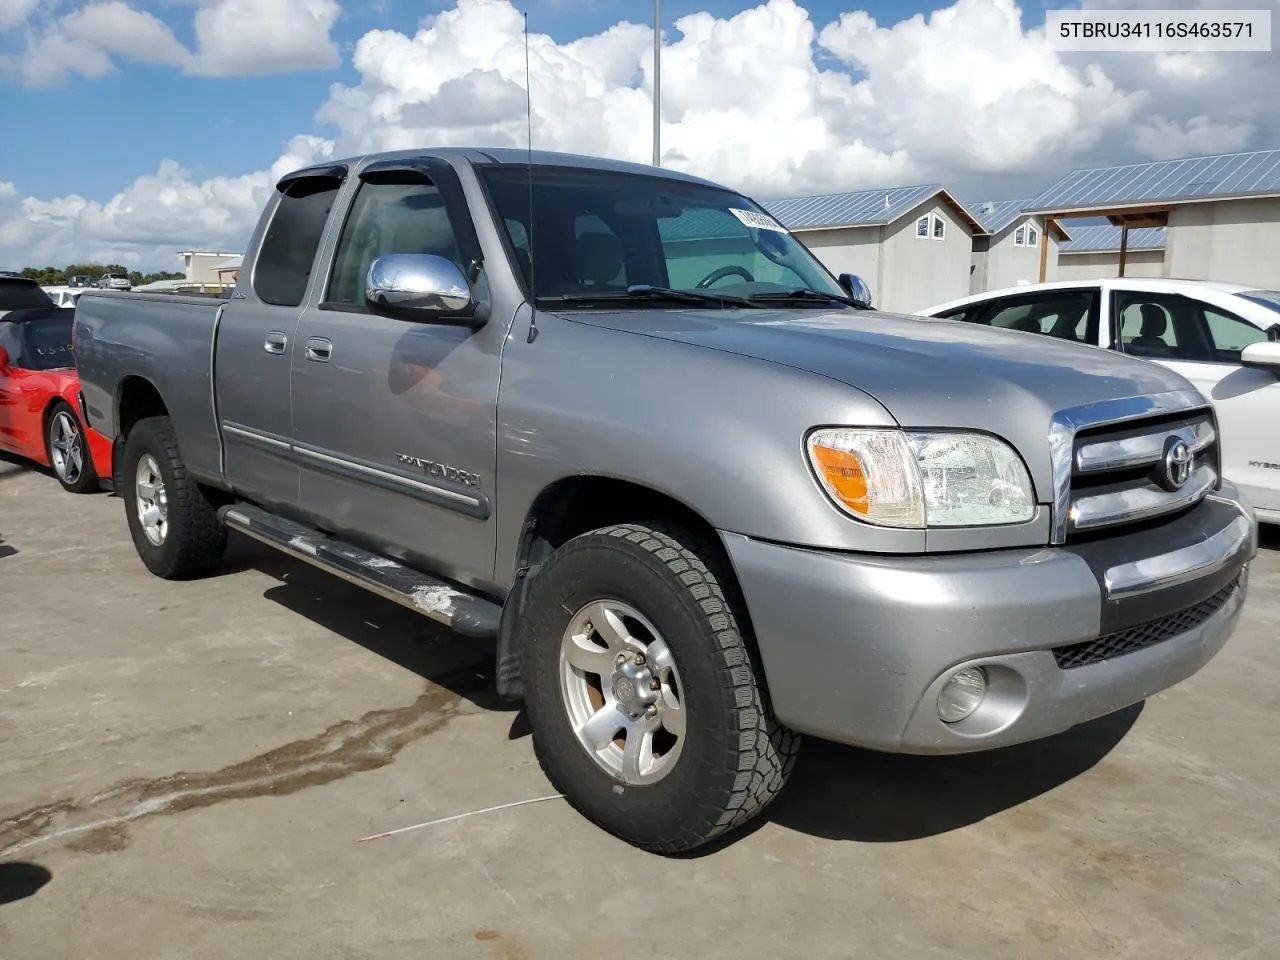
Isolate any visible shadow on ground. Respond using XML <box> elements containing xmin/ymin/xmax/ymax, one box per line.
<box><xmin>229</xmin><ymin>531</ymin><xmax>1143</xmax><ymax>851</ymax></box>
<box><xmin>762</xmin><ymin>703</ymin><xmax>1141</xmax><ymax>845</ymax></box>
<box><xmin>0</xmin><ymin>862</ymin><xmax>52</xmax><ymax>905</ymax></box>
<box><xmin>233</xmin><ymin>533</ymin><xmax>513</xmax><ymax>716</ymax></box>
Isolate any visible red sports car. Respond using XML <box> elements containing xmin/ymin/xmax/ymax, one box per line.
<box><xmin>0</xmin><ymin>284</ymin><xmax>112</xmax><ymax>493</ymax></box>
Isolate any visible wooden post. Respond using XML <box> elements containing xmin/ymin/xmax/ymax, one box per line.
<box><xmin>1118</xmin><ymin>223</ymin><xmax>1129</xmax><ymax>277</ymax></box>
<box><xmin>1038</xmin><ymin>217</ymin><xmax>1052</xmax><ymax>282</ymax></box>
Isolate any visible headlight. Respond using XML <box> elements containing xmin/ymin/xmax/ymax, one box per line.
<box><xmin>806</xmin><ymin>428</ymin><xmax>1035</xmax><ymax>528</ymax></box>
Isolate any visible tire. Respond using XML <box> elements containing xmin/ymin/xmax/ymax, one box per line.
<box><xmin>521</xmin><ymin>521</ymin><xmax>799</xmax><ymax>854</ymax></box>
<box><xmin>45</xmin><ymin>399</ymin><xmax>99</xmax><ymax>494</ymax></box>
<box><xmin>121</xmin><ymin>416</ymin><xmax>227</xmax><ymax>579</ymax></box>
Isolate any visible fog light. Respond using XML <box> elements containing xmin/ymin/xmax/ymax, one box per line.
<box><xmin>938</xmin><ymin>667</ymin><xmax>987</xmax><ymax>723</ymax></box>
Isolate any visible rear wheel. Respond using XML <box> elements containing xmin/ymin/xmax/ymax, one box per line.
<box><xmin>122</xmin><ymin>416</ymin><xmax>227</xmax><ymax>579</ymax></box>
<box><xmin>521</xmin><ymin>521</ymin><xmax>799</xmax><ymax>853</ymax></box>
<box><xmin>45</xmin><ymin>400</ymin><xmax>99</xmax><ymax>494</ymax></box>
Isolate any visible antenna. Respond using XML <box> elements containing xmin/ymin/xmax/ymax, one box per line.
<box><xmin>523</xmin><ymin>11</ymin><xmax>539</xmax><ymax>344</ymax></box>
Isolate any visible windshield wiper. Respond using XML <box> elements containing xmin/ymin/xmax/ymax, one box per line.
<box><xmin>747</xmin><ymin>288</ymin><xmax>871</xmax><ymax>309</ymax></box>
<box><xmin>544</xmin><ymin>285</ymin><xmax>759</xmax><ymax>309</ymax></box>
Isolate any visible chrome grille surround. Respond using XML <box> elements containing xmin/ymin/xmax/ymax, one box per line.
<box><xmin>1048</xmin><ymin>389</ymin><xmax>1217</xmax><ymax>545</ymax></box>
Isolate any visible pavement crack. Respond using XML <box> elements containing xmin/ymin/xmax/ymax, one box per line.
<box><xmin>0</xmin><ymin>677</ymin><xmax>478</xmax><ymax>858</ymax></box>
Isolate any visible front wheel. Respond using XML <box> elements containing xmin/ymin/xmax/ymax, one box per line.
<box><xmin>45</xmin><ymin>400</ymin><xmax>99</xmax><ymax>494</ymax></box>
<box><xmin>121</xmin><ymin>416</ymin><xmax>227</xmax><ymax>579</ymax></box>
<box><xmin>521</xmin><ymin>522</ymin><xmax>799</xmax><ymax>854</ymax></box>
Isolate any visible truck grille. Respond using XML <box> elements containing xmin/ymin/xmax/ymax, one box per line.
<box><xmin>1064</xmin><ymin>409</ymin><xmax>1218</xmax><ymax>539</ymax></box>
<box><xmin>1052</xmin><ymin>573</ymin><xmax>1241</xmax><ymax>670</ymax></box>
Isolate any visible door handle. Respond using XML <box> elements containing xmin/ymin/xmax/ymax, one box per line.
<box><xmin>305</xmin><ymin>337</ymin><xmax>333</xmax><ymax>362</ymax></box>
<box><xmin>264</xmin><ymin>332</ymin><xmax>287</xmax><ymax>354</ymax></box>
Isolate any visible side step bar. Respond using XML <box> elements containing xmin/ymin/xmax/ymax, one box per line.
<box><xmin>220</xmin><ymin>504</ymin><xmax>502</xmax><ymax>638</ymax></box>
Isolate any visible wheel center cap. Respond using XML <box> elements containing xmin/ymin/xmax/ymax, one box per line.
<box><xmin>612</xmin><ymin>658</ymin><xmax>657</xmax><ymax>712</ymax></box>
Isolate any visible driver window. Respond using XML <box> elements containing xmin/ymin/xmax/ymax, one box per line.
<box><xmin>1203</xmin><ymin>306</ymin><xmax>1268</xmax><ymax>362</ymax></box>
<box><xmin>1114</xmin><ymin>293</ymin><xmax>1183</xmax><ymax>359</ymax></box>
<box><xmin>325</xmin><ymin>179</ymin><xmax>463</xmax><ymax>309</ymax></box>
<box><xmin>657</xmin><ymin>207</ymin><xmax>799</xmax><ymax>289</ymax></box>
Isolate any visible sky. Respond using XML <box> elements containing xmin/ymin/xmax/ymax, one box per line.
<box><xmin>0</xmin><ymin>0</ymin><xmax>1277</xmax><ymax>270</ymax></box>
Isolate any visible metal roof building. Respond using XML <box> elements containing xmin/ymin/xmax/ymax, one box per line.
<box><xmin>759</xmin><ymin>185</ymin><xmax>985</xmax><ymax>312</ymax></box>
<box><xmin>967</xmin><ymin>199</ymin><xmax>1070</xmax><ymax>293</ymax></box>
<box><xmin>1056</xmin><ymin>226</ymin><xmax>1166</xmax><ymax>282</ymax></box>
<box><xmin>1026</xmin><ymin>149</ymin><xmax>1280</xmax><ymax>286</ymax></box>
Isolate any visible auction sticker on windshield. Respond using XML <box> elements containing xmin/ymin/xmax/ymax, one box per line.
<box><xmin>730</xmin><ymin>208</ymin><xmax>789</xmax><ymax>232</ymax></box>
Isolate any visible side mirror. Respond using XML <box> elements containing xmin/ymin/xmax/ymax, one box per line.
<box><xmin>1240</xmin><ymin>340</ymin><xmax>1280</xmax><ymax>372</ymax></box>
<box><xmin>838</xmin><ymin>273</ymin><xmax>873</xmax><ymax>307</ymax></box>
<box><xmin>365</xmin><ymin>254</ymin><xmax>479</xmax><ymax>325</ymax></box>
<box><xmin>0</xmin><ymin>346</ymin><xmax>9</xmax><ymax>370</ymax></box>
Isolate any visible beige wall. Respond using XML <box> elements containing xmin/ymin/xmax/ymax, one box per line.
<box><xmin>984</xmin><ymin>216</ymin><xmax>1057</xmax><ymax>290</ymax></box>
<box><xmin>1056</xmin><ymin>250</ymin><xmax>1164</xmax><ymax>281</ymax></box>
<box><xmin>1164</xmin><ymin>198</ymin><xmax>1280</xmax><ymax>285</ymax></box>
<box><xmin>795</xmin><ymin>226</ymin><xmax>883</xmax><ymax>292</ymax></box>
<box><xmin>184</xmin><ymin>252</ymin><xmax>239</xmax><ymax>284</ymax></box>
<box><xmin>877</xmin><ymin>200</ymin><xmax>974</xmax><ymax>313</ymax></box>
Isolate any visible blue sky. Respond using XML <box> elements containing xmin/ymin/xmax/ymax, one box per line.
<box><xmin>1</xmin><ymin>0</ymin><xmax>1273</xmax><ymax>269</ymax></box>
<box><xmin>3</xmin><ymin>0</ymin><xmax>975</xmax><ymax>202</ymax></box>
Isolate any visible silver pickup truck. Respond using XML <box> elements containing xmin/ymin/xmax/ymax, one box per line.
<box><xmin>73</xmin><ymin>148</ymin><xmax>1257</xmax><ymax>853</ymax></box>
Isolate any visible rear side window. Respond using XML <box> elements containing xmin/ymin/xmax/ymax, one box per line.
<box><xmin>254</xmin><ymin>178</ymin><xmax>341</xmax><ymax>307</ymax></box>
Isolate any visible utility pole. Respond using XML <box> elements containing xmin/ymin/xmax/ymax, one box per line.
<box><xmin>653</xmin><ymin>0</ymin><xmax>661</xmax><ymax>167</ymax></box>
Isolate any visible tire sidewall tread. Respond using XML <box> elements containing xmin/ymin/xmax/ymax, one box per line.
<box><xmin>521</xmin><ymin>521</ymin><xmax>799</xmax><ymax>853</ymax></box>
<box><xmin>121</xmin><ymin>416</ymin><xmax>227</xmax><ymax>580</ymax></box>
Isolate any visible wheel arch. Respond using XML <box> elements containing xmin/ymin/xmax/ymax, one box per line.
<box><xmin>495</xmin><ymin>474</ymin><xmax>746</xmax><ymax>701</ymax></box>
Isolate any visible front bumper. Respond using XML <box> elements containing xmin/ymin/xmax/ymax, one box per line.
<box><xmin>722</xmin><ymin>483</ymin><xmax>1256</xmax><ymax>755</ymax></box>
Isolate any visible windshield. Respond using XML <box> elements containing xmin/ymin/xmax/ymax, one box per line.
<box><xmin>20</xmin><ymin>312</ymin><xmax>75</xmax><ymax>370</ymax></box>
<box><xmin>479</xmin><ymin>165</ymin><xmax>845</xmax><ymax>307</ymax></box>
<box><xmin>1240</xmin><ymin>290</ymin><xmax>1280</xmax><ymax>315</ymax></box>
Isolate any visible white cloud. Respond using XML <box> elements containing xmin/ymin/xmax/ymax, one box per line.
<box><xmin>2</xmin><ymin>0</ymin><xmax>342</xmax><ymax>86</ymax></box>
<box><xmin>188</xmin><ymin>0</ymin><xmax>342</xmax><ymax>76</ymax></box>
<box><xmin>0</xmin><ymin>135</ymin><xmax>334</xmax><ymax>269</ymax></box>
<box><xmin>9</xmin><ymin>1</ymin><xmax>187</xmax><ymax>86</ymax></box>
<box><xmin>1132</xmin><ymin>115</ymin><xmax>1257</xmax><ymax>160</ymax></box>
<box><xmin>3</xmin><ymin>0</ymin><xmax>1279</xmax><ymax>269</ymax></box>
<box><xmin>0</xmin><ymin>0</ymin><xmax>40</xmax><ymax>31</ymax></box>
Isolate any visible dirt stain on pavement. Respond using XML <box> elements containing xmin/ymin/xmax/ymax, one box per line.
<box><xmin>0</xmin><ymin>668</ymin><xmax>488</xmax><ymax>857</ymax></box>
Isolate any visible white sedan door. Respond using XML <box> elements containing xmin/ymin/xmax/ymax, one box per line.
<box><xmin>1110</xmin><ymin>288</ymin><xmax>1280</xmax><ymax>517</ymax></box>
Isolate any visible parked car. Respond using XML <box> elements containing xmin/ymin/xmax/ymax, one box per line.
<box><xmin>73</xmin><ymin>148</ymin><xmax>1256</xmax><ymax>853</ymax></box>
<box><xmin>67</xmin><ymin>275</ymin><xmax>95</xmax><ymax>289</ymax></box>
<box><xmin>98</xmin><ymin>271</ymin><xmax>131</xmax><ymax>291</ymax></box>
<box><xmin>916</xmin><ymin>278</ymin><xmax>1280</xmax><ymax>524</ymax></box>
<box><xmin>0</xmin><ymin>305</ymin><xmax>112</xmax><ymax>492</ymax></box>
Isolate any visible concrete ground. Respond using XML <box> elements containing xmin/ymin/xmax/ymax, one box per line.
<box><xmin>2</xmin><ymin>453</ymin><xmax>1279</xmax><ymax>960</ymax></box>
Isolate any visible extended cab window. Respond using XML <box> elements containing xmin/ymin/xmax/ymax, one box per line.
<box><xmin>325</xmin><ymin>178</ymin><xmax>464</xmax><ymax>308</ymax></box>
<box><xmin>253</xmin><ymin>178</ymin><xmax>341</xmax><ymax>308</ymax></box>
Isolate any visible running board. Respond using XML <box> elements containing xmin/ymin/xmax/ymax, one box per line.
<box><xmin>220</xmin><ymin>504</ymin><xmax>501</xmax><ymax>638</ymax></box>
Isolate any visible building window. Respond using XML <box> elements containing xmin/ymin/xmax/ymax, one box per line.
<box><xmin>916</xmin><ymin>212</ymin><xmax>946</xmax><ymax>241</ymax></box>
<box><xmin>1013</xmin><ymin>222</ymin><xmax>1041</xmax><ymax>248</ymax></box>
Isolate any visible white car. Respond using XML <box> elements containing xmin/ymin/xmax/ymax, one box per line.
<box><xmin>41</xmin><ymin>286</ymin><xmax>83</xmax><ymax>308</ymax></box>
<box><xmin>917</xmin><ymin>277</ymin><xmax>1280</xmax><ymax>523</ymax></box>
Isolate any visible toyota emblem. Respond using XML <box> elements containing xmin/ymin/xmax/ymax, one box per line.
<box><xmin>1159</xmin><ymin>437</ymin><xmax>1194</xmax><ymax>491</ymax></box>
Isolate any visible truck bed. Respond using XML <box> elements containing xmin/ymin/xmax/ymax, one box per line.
<box><xmin>73</xmin><ymin>290</ymin><xmax>229</xmax><ymax>485</ymax></box>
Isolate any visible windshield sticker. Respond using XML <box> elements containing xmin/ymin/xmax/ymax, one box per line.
<box><xmin>729</xmin><ymin>208</ymin><xmax>789</xmax><ymax>233</ymax></box>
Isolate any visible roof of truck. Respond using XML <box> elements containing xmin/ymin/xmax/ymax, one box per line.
<box><xmin>278</xmin><ymin>147</ymin><xmax>727</xmax><ymax>192</ymax></box>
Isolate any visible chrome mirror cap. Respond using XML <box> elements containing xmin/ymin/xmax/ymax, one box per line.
<box><xmin>366</xmin><ymin>253</ymin><xmax>474</xmax><ymax>317</ymax></box>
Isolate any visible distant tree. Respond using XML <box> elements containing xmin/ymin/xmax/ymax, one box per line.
<box><xmin>13</xmin><ymin>262</ymin><xmax>182</xmax><ymax>287</ymax></box>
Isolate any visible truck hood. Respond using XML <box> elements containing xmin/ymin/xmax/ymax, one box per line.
<box><xmin>560</xmin><ymin>307</ymin><xmax>1201</xmax><ymax>499</ymax></box>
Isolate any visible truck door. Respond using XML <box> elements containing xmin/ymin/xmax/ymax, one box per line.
<box><xmin>288</xmin><ymin>157</ymin><xmax>503</xmax><ymax>588</ymax></box>
<box><xmin>216</xmin><ymin>168</ymin><xmax>346</xmax><ymax>511</ymax></box>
